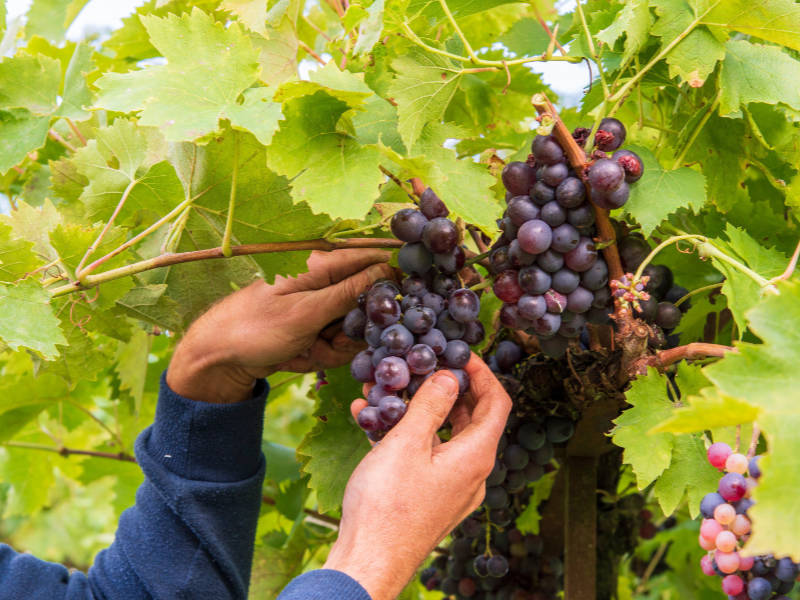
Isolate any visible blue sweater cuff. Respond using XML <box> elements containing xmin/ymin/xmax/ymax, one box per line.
<box><xmin>278</xmin><ymin>570</ymin><xmax>372</xmax><ymax>600</ymax></box>
<box><xmin>145</xmin><ymin>371</ymin><xmax>269</xmax><ymax>483</ymax></box>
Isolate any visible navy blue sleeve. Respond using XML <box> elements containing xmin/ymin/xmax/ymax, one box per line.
<box><xmin>277</xmin><ymin>570</ymin><xmax>372</xmax><ymax>600</ymax></box>
<box><xmin>0</xmin><ymin>371</ymin><xmax>268</xmax><ymax>600</ymax></box>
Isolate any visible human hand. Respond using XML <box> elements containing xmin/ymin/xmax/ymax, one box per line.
<box><xmin>323</xmin><ymin>354</ymin><xmax>512</xmax><ymax>600</ymax></box>
<box><xmin>167</xmin><ymin>249</ymin><xmax>394</xmax><ymax>403</ymax></box>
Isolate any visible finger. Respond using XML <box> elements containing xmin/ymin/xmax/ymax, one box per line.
<box><xmin>443</xmin><ymin>354</ymin><xmax>512</xmax><ymax>461</ymax></box>
<box><xmin>306</xmin><ymin>249</ymin><xmax>393</xmax><ymax>286</ymax></box>
<box><xmin>350</xmin><ymin>398</ymin><xmax>368</xmax><ymax>422</ymax></box>
<box><xmin>276</xmin><ymin>338</ymin><xmax>358</xmax><ymax>372</ymax></box>
<box><xmin>448</xmin><ymin>398</ymin><xmax>473</xmax><ymax>437</ymax></box>
<box><xmin>390</xmin><ymin>370</ymin><xmax>460</xmax><ymax>446</ymax></box>
<box><xmin>332</xmin><ymin>330</ymin><xmax>368</xmax><ymax>354</ymax></box>
<box><xmin>308</xmin><ymin>262</ymin><xmax>395</xmax><ymax>329</ymax></box>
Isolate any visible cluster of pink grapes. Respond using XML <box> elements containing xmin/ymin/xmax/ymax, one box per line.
<box><xmin>699</xmin><ymin>442</ymin><xmax>797</xmax><ymax>599</ymax></box>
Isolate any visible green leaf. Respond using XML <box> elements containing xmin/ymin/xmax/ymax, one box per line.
<box><xmin>388</xmin><ymin>50</ymin><xmax>464</xmax><ymax>153</ymax></box>
<box><xmin>612</xmin><ymin>369</ymin><xmax>677</xmax><ymax>489</ymax></box>
<box><xmin>0</xmin><ymin>447</ymin><xmax>55</xmax><ymax>517</ymax></box>
<box><xmin>353</xmin><ymin>0</ymin><xmax>384</xmax><ymax>55</ymax></box>
<box><xmin>704</xmin><ymin>281</ymin><xmax>800</xmax><ymax>557</ymax></box>
<box><xmin>719</xmin><ymin>40</ymin><xmax>800</xmax><ymax>116</ymax></box>
<box><xmin>625</xmin><ymin>146</ymin><xmax>706</xmax><ymax>236</ymax></box>
<box><xmin>597</xmin><ymin>0</ymin><xmax>652</xmax><ymax>64</ymax></box>
<box><xmin>54</xmin><ymin>43</ymin><xmax>93</xmax><ymax>121</ymax></box>
<box><xmin>0</xmin><ymin>54</ymin><xmax>61</xmax><ymax>114</ymax></box>
<box><xmin>267</xmin><ymin>91</ymin><xmax>384</xmax><ymax>220</ymax></box>
<box><xmin>263</xmin><ymin>441</ymin><xmax>302</xmax><ymax>483</ymax></box>
<box><xmin>498</xmin><ymin>18</ymin><xmax>550</xmax><ymax>58</ymax></box>
<box><xmin>94</xmin><ymin>8</ymin><xmax>269</xmax><ymax>142</ymax></box>
<box><xmin>25</xmin><ymin>0</ymin><xmax>90</xmax><ymax>42</ymax></box>
<box><xmin>0</xmin><ymin>221</ymin><xmax>40</xmax><ymax>283</ymax></box>
<box><xmin>78</xmin><ymin>458</ymin><xmax>144</xmax><ymax>517</ymax></box>
<box><xmin>405</xmin><ymin>0</ymin><xmax>521</xmax><ymax>20</ymax></box>
<box><xmin>515</xmin><ymin>471</ymin><xmax>557</xmax><ymax>535</ymax></box>
<box><xmin>0</xmin><ymin>280</ymin><xmax>66</xmax><ymax>359</ymax></box>
<box><xmin>653</xmin><ymin>387</ymin><xmax>759</xmax><ymax>433</ymax></box>
<box><xmin>296</xmin><ymin>365</ymin><xmax>371</xmax><ymax>513</ymax></box>
<box><xmin>250</xmin><ymin>521</ymin><xmax>308</xmax><ymax>597</ymax></box>
<box><xmin>221</xmin><ymin>0</ymin><xmax>268</xmax><ymax>34</ymax></box>
<box><xmin>703</xmin><ymin>0</ymin><xmax>800</xmax><ymax>52</ymax></box>
<box><xmin>0</xmin><ymin>109</ymin><xmax>50</xmax><ymax>174</ymax></box>
<box><xmin>652</xmin><ymin>434</ymin><xmax>720</xmax><ymax>519</ymax></box>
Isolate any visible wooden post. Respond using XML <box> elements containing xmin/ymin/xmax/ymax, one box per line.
<box><xmin>564</xmin><ymin>456</ymin><xmax>598</xmax><ymax>600</ymax></box>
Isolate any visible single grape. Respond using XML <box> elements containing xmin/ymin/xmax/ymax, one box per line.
<box><xmin>518</xmin><ymin>219</ymin><xmax>553</xmax><ymax>254</ymax></box>
<box><xmin>655</xmin><ymin>302</ymin><xmax>681</xmax><ymax>329</ymax></box>
<box><xmin>375</xmin><ymin>356</ymin><xmax>411</xmax><ymax>390</ymax></box>
<box><xmin>417</xmin><ymin>328</ymin><xmax>447</xmax><ymax>355</ymax></box>
<box><xmin>503</xmin><ymin>444</ymin><xmax>529</xmax><ymax>470</ymax></box>
<box><xmin>442</xmin><ymin>340</ymin><xmax>470</xmax><ymax>369</ymax></box>
<box><xmin>580</xmin><ymin>260</ymin><xmax>608</xmax><ymax>291</ymax></box>
<box><xmin>533</xmin><ymin>313</ymin><xmax>561</xmax><ymax>338</ymax></box>
<box><xmin>406</xmin><ymin>372</ymin><xmax>432</xmax><ymax>397</ymax></box>
<box><xmin>618</xmin><ymin>235</ymin><xmax>650</xmax><ymax>272</ymax></box>
<box><xmin>390</xmin><ymin>208</ymin><xmax>428</xmax><ymax>242</ymax></box>
<box><xmin>401</xmin><ymin>295</ymin><xmax>421</xmax><ymax>311</ymax></box>
<box><xmin>499</xmin><ymin>303</ymin><xmax>531</xmax><ymax>330</ymax></box>
<box><xmin>447</xmin><ymin>289</ymin><xmax>480</xmax><ymax>323</ymax></box>
<box><xmin>546</xmin><ymin>417</ymin><xmax>575</xmax><ymax>443</ymax></box>
<box><xmin>493</xmin><ymin>269</ymin><xmax>525</xmax><ymax>303</ymax></box>
<box><xmin>664</xmin><ymin>285</ymin><xmax>691</xmax><ymax>313</ymax></box>
<box><xmin>715</xmin><ymin>530</ymin><xmax>737</xmax><ymax>552</ymax></box>
<box><xmin>558</xmin><ymin>313</ymin><xmax>585</xmax><ymax>338</ymax></box>
<box><xmin>462</xmin><ymin>320</ymin><xmax>485</xmax><ymax>345</ymax></box>
<box><xmin>716</xmin><ymin>551</ymin><xmax>740</xmax><ymax>574</ymax></box>
<box><xmin>450</xmin><ymin>368</ymin><xmax>471</xmax><ymax>395</ymax></box>
<box><xmin>401</xmin><ymin>276</ymin><xmax>428</xmax><ymax>298</ymax></box>
<box><xmin>643</xmin><ymin>264</ymin><xmax>674</xmax><ymax>299</ymax></box>
<box><xmin>721</xmin><ymin>575</ymin><xmax>744</xmax><ymax>596</ymax></box>
<box><xmin>613</xmin><ymin>149</ymin><xmax>644</xmax><ymax>183</ymax></box>
<box><xmin>486</xmin><ymin>555</ymin><xmax>510</xmax><ymax>578</ymax></box>
<box><xmin>700</xmin><ymin>492</ymin><xmax>725</xmax><ymax>519</ymax></box>
<box><xmin>566</xmin><ymin>287</ymin><xmax>594</xmax><ymax>313</ymax></box>
<box><xmin>567</xmin><ymin>203</ymin><xmax>595</xmax><ymax>228</ymax></box>
<box><xmin>540</xmin><ymin>201</ymin><xmax>567</xmax><ymax>227</ymax></box>
<box><xmin>730</xmin><ymin>514</ymin><xmax>750</xmax><ymax>536</ymax></box>
<box><xmin>536</xmin><ymin>248</ymin><xmax>564</xmax><ymax>273</ymax></box>
<box><xmin>486</xmin><ymin>459</ymin><xmax>508</xmax><ymax>487</ymax></box>
<box><xmin>747</xmin><ymin>577</ymin><xmax>772</xmax><ymax>600</ymax></box>
<box><xmin>531</xmin><ymin>135</ymin><xmax>565</xmax><ymax>165</ymax></box>
<box><xmin>473</xmin><ymin>555</ymin><xmax>489</xmax><ymax>578</ymax></box>
<box><xmin>366</xmin><ymin>385</ymin><xmax>393</xmax><ymax>407</ymax></box>
<box><xmin>499</xmin><ymin>215</ymin><xmax>518</xmax><ymax>241</ymax></box>
<box><xmin>403</xmin><ymin>306</ymin><xmax>436</xmax><ymax>334</ymax></box>
<box><xmin>432</xmin><ymin>273</ymin><xmax>461</xmax><ymax>298</ymax></box>
<box><xmin>593</xmin><ymin>181</ymin><xmax>629</xmax><ymax>209</ymax></box>
<box><xmin>634</xmin><ymin>296</ymin><xmax>657</xmax><ymax>322</ymax></box>
<box><xmin>700</xmin><ymin>518</ymin><xmax>723</xmax><ymax>542</ymax></box>
<box><xmin>707</xmin><ymin>441</ymin><xmax>732</xmax><ymax>468</ymax></box>
<box><xmin>775</xmin><ymin>558</ymin><xmax>798</xmax><ymax>582</ymax></box>
<box><xmin>489</xmin><ymin>246</ymin><xmax>512</xmax><ymax>273</ymax></box>
<box><xmin>517</xmin><ymin>423</ymin><xmax>546</xmax><ymax>451</ymax></box>
<box><xmin>595</xmin><ymin>117</ymin><xmax>626</xmax><ymax>151</ymax></box>
<box><xmin>422</xmin><ymin>217</ymin><xmax>459</xmax><ymax>254</ymax></box>
<box><xmin>364</xmin><ymin>321</ymin><xmax>383</xmax><ymax>346</ymax></box>
<box><xmin>397</xmin><ymin>242</ymin><xmax>433</xmax><ymax>275</ymax></box>
<box><xmin>419</xmin><ymin>187</ymin><xmax>449</xmax><ymax>219</ymax></box>
<box><xmin>564</xmin><ymin>237</ymin><xmax>598</xmax><ymax>272</ymax></box>
<box><xmin>518</xmin><ymin>294</ymin><xmax>546</xmax><ymax>321</ymax></box>
<box><xmin>457</xmin><ymin>577</ymin><xmax>477</xmax><ymax>597</ymax></box>
<box><xmin>378</xmin><ymin>395</ymin><xmax>407</xmax><ymax>428</ymax></box>
<box><xmin>371</xmin><ymin>346</ymin><xmax>389</xmax><ymax>368</ymax></box>
<box><xmin>407</xmin><ymin>343</ymin><xmax>437</xmax><ymax>375</ymax></box>
<box><xmin>343</xmin><ymin>308</ymin><xmax>367</xmax><ymax>339</ymax></box>
<box><xmin>422</xmin><ymin>292</ymin><xmax>446</xmax><ymax>314</ymax></box>
<box><xmin>542</xmin><ymin>162</ymin><xmax>568</xmax><ymax>187</ymax></box>
<box><xmin>555</xmin><ymin>177</ymin><xmax>586</xmax><ymax>209</ymax></box>
<box><xmin>734</xmin><ymin>497</ymin><xmax>754</xmax><ymax>515</ymax></box>
<box><xmin>749</xmin><ymin>455</ymin><xmax>762</xmax><ymax>479</ymax></box>
<box><xmin>715</xmin><ymin>502</ymin><xmax>736</xmax><ymax>526</ymax></box>
<box><xmin>508</xmin><ymin>239</ymin><xmax>536</xmax><ymax>267</ymax></box>
<box><xmin>505</xmin><ymin>469</ymin><xmax>527</xmax><ymax>493</ymax></box>
<box><xmin>592</xmin><ymin>287</ymin><xmax>612</xmax><ymax>309</ymax></box>
<box><xmin>519</xmin><ymin>265</ymin><xmax>551</xmax><ymax>295</ymax></box>
<box><xmin>552</xmin><ymin>268</ymin><xmax>580</xmax><ymax>294</ymax></box>
<box><xmin>380</xmin><ymin>323</ymin><xmax>414</xmax><ymax>356</ymax></box>
<box><xmin>437</xmin><ymin>312</ymin><xmax>467</xmax><ymax>340</ymax></box>
<box><xmin>531</xmin><ymin>180</ymin><xmax>556</xmax><ymax>205</ymax></box>
<box><xmin>433</xmin><ymin>246</ymin><xmax>465</xmax><ymax>274</ymax></box>
<box><xmin>350</xmin><ymin>350</ymin><xmax>375</xmax><ymax>383</ymax></box>
<box><xmin>507</xmin><ymin>195</ymin><xmax>540</xmax><ymax>226</ymax></box>
<box><xmin>587</xmin><ymin>158</ymin><xmax>625</xmax><ymax>193</ymax></box>
<box><xmin>718</xmin><ymin>472</ymin><xmax>747</xmax><ymax>502</ymax></box>
<box><xmin>533</xmin><ymin>441</ymin><xmax>554</xmax><ymax>465</ymax></box>
<box><xmin>501</xmin><ymin>161</ymin><xmax>535</xmax><ymax>195</ymax></box>
<box><xmin>544</xmin><ymin>289</ymin><xmax>568</xmax><ymax>313</ymax></box>
<box><xmin>495</xmin><ymin>340</ymin><xmax>522</xmax><ymax>372</ymax></box>
<box><xmin>357</xmin><ymin>406</ymin><xmax>382</xmax><ymax>432</ymax></box>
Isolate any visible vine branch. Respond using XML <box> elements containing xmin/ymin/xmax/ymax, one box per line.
<box><xmin>652</xmin><ymin>343</ymin><xmax>734</xmax><ymax>369</ymax></box>
<box><xmin>3</xmin><ymin>441</ymin><xmax>136</xmax><ymax>463</ymax></box>
<box><xmin>222</xmin><ymin>133</ymin><xmax>240</xmax><ymax>258</ymax></box>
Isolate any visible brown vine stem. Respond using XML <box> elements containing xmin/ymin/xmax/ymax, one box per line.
<box><xmin>3</xmin><ymin>441</ymin><xmax>137</xmax><ymax>463</ymax></box>
<box><xmin>467</xmin><ymin>225</ymin><xmax>489</xmax><ymax>253</ymax></box>
<box><xmin>65</xmin><ymin>119</ymin><xmax>87</xmax><ymax>145</ymax></box>
<box><xmin>747</xmin><ymin>426</ymin><xmax>761</xmax><ymax>459</ymax></box>
<box><xmin>50</xmin><ymin>238</ymin><xmax>404</xmax><ymax>298</ymax></box>
<box><xmin>769</xmin><ymin>238</ymin><xmax>800</xmax><ymax>283</ymax></box>
<box><xmin>298</xmin><ymin>40</ymin><xmax>327</xmax><ymax>66</ymax></box>
<box><xmin>378</xmin><ymin>165</ymin><xmax>416</xmax><ymax>200</ymax></box>
<box><xmin>653</xmin><ymin>343</ymin><xmax>734</xmax><ymax>368</ymax></box>
<box><xmin>222</xmin><ymin>132</ymin><xmax>240</xmax><ymax>258</ymax></box>
<box><xmin>48</xmin><ymin>129</ymin><xmax>77</xmax><ymax>152</ymax></box>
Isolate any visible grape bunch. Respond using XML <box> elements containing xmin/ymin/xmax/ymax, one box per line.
<box><xmin>586</xmin><ymin>118</ymin><xmax>643</xmax><ymax>210</ymax></box>
<box><xmin>422</xmin><ymin>340</ymin><xmax>576</xmax><ymax>600</ymax></box>
<box><xmin>698</xmin><ymin>442</ymin><xmax>797</xmax><ymax>599</ymax></box>
<box><xmin>344</xmin><ymin>192</ymin><xmax>484</xmax><ymax>439</ymax></box>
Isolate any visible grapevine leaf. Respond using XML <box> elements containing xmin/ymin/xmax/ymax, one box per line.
<box><xmin>653</xmin><ymin>387</ymin><xmax>759</xmax><ymax>434</ymax></box>
<box><xmin>296</xmin><ymin>365</ymin><xmax>371</xmax><ymax>513</ymax></box>
<box><xmin>250</xmin><ymin>521</ymin><xmax>308</xmax><ymax>597</ymax></box>
<box><xmin>388</xmin><ymin>50</ymin><xmax>463</xmax><ymax>153</ymax></box>
<box><xmin>719</xmin><ymin>40</ymin><xmax>800</xmax><ymax>116</ymax></box>
<box><xmin>94</xmin><ymin>8</ymin><xmax>269</xmax><ymax>142</ymax></box>
<box><xmin>353</xmin><ymin>0</ymin><xmax>384</xmax><ymax>55</ymax></box>
<box><xmin>263</xmin><ymin>441</ymin><xmax>302</xmax><ymax>484</ymax></box>
<box><xmin>114</xmin><ymin>328</ymin><xmax>151</xmax><ymax>413</ymax></box>
<box><xmin>0</xmin><ymin>280</ymin><xmax>66</xmax><ymax>359</ymax></box>
<box><xmin>597</xmin><ymin>0</ymin><xmax>652</xmax><ymax>64</ymax></box>
<box><xmin>405</xmin><ymin>0</ymin><xmax>522</xmax><ymax>20</ymax></box>
<box><xmin>652</xmin><ymin>434</ymin><xmax>720</xmax><ymax>519</ymax></box>
<box><xmin>704</xmin><ymin>281</ymin><xmax>800</xmax><ymax>557</ymax></box>
<box><xmin>0</xmin><ymin>447</ymin><xmax>55</xmax><ymax>517</ymax></box>
<box><xmin>498</xmin><ymin>18</ymin><xmax>550</xmax><ymax>58</ymax></box>
<box><xmin>25</xmin><ymin>0</ymin><xmax>90</xmax><ymax>42</ymax></box>
<box><xmin>250</xmin><ymin>22</ymin><xmax>298</xmax><ymax>86</ymax></box>
<box><xmin>267</xmin><ymin>92</ymin><xmax>384</xmax><ymax>220</ymax></box>
<box><xmin>703</xmin><ymin>0</ymin><xmax>800</xmax><ymax>51</ymax></box>
<box><xmin>2</xmin><ymin>199</ymin><xmax>62</xmax><ymax>258</ymax></box>
<box><xmin>515</xmin><ymin>471</ymin><xmax>557</xmax><ymax>535</ymax></box>
<box><xmin>55</xmin><ymin>42</ymin><xmax>93</xmax><ymax>121</ymax></box>
<box><xmin>0</xmin><ymin>54</ymin><xmax>61</xmax><ymax>115</ymax></box>
<box><xmin>78</xmin><ymin>459</ymin><xmax>144</xmax><ymax>517</ymax></box>
<box><xmin>625</xmin><ymin>146</ymin><xmax>706</xmax><ymax>236</ymax></box>
<box><xmin>611</xmin><ymin>368</ymin><xmax>676</xmax><ymax>489</ymax></box>
<box><xmin>275</xmin><ymin>61</ymin><xmax>373</xmax><ymax>107</ymax></box>
<box><xmin>221</xmin><ymin>0</ymin><xmax>268</xmax><ymax>34</ymax></box>
<box><xmin>0</xmin><ymin>221</ymin><xmax>40</xmax><ymax>283</ymax></box>
<box><xmin>0</xmin><ymin>110</ymin><xmax>50</xmax><ymax>174</ymax></box>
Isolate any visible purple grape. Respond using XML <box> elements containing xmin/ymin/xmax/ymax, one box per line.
<box><xmin>449</xmin><ymin>289</ymin><xmax>480</xmax><ymax>323</ymax></box>
<box><xmin>493</xmin><ymin>270</ymin><xmax>524</xmax><ymax>303</ymax></box>
<box><xmin>592</xmin><ymin>286</ymin><xmax>612</xmax><ymax>309</ymax></box>
<box><xmin>401</xmin><ymin>276</ymin><xmax>427</xmax><ymax>297</ymax></box>
<box><xmin>587</xmin><ymin>159</ymin><xmax>625</xmax><ymax>193</ymax></box>
<box><xmin>517</xmin><ymin>294</ymin><xmax>546</xmax><ymax>321</ymax></box>
<box><xmin>567</xmin><ymin>203</ymin><xmax>595</xmax><ymax>228</ymax></box>
<box><xmin>595</xmin><ymin>117</ymin><xmax>626</xmax><ymax>151</ymax></box>
<box><xmin>508</xmin><ymin>239</ymin><xmax>536</xmax><ymax>267</ymax></box>
<box><xmin>461</xmin><ymin>320</ymin><xmax>485</xmax><ymax>345</ymax></box>
<box><xmin>540</xmin><ymin>334</ymin><xmax>569</xmax><ymax>358</ymax></box>
<box><xmin>450</xmin><ymin>368</ymin><xmax>470</xmax><ymax>395</ymax></box>
<box><xmin>499</xmin><ymin>216</ymin><xmax>518</xmax><ymax>240</ymax></box>
<box><xmin>550</xmin><ymin>224</ymin><xmax>580</xmax><ymax>253</ymax></box>
<box><xmin>343</xmin><ymin>308</ymin><xmax>367</xmax><ymax>339</ymax></box>
<box><xmin>375</xmin><ymin>356</ymin><xmax>411</xmax><ymax>390</ymax></box>
<box><xmin>718</xmin><ymin>472</ymin><xmax>747</xmax><ymax>502</ymax></box>
<box><xmin>367</xmin><ymin>385</ymin><xmax>394</xmax><ymax>406</ymax></box>
<box><xmin>586</xmin><ymin>306</ymin><xmax>612</xmax><ymax>324</ymax></box>
<box><xmin>593</xmin><ymin>181</ymin><xmax>629</xmax><ymax>209</ymax></box>
<box><xmin>559</xmin><ymin>313</ymin><xmax>585</xmax><ymax>338</ymax></box>
<box><xmin>432</xmin><ymin>273</ymin><xmax>460</xmax><ymax>298</ymax></box>
<box><xmin>518</xmin><ymin>265</ymin><xmax>551</xmax><ymax>295</ymax></box>
<box><xmin>517</xmin><ymin>219</ymin><xmax>552</xmax><ymax>254</ymax></box>
<box><xmin>489</xmin><ymin>245</ymin><xmax>512</xmax><ymax>273</ymax></box>
<box><xmin>378</xmin><ymin>395</ymin><xmax>407</xmax><ymax>427</ymax></box>
<box><xmin>366</xmin><ymin>295</ymin><xmax>401</xmax><ymax>327</ymax></box>
<box><xmin>351</xmin><ymin>350</ymin><xmax>375</xmax><ymax>382</ymax></box>
<box><xmin>397</xmin><ymin>242</ymin><xmax>433</xmax><ymax>275</ymax></box>
<box><xmin>501</xmin><ymin>161</ymin><xmax>535</xmax><ymax>195</ymax></box>
<box><xmin>618</xmin><ymin>235</ymin><xmax>649</xmax><ymax>272</ymax></box>
<box><xmin>366</xmin><ymin>281</ymin><xmax>398</xmax><ymax>302</ymax></box>
<box><xmin>530</xmin><ymin>180</ymin><xmax>555</xmax><ymax>205</ymax></box>
<box><xmin>552</xmin><ymin>269</ymin><xmax>580</xmax><ymax>294</ymax></box>
<box><xmin>437</xmin><ymin>312</ymin><xmax>466</xmax><ymax>340</ymax></box>
<box><xmin>421</xmin><ymin>292</ymin><xmax>445</xmax><ymax>314</ymax></box>
<box><xmin>564</xmin><ymin>237</ymin><xmax>598</xmax><ymax>272</ymax></box>
<box><xmin>442</xmin><ymin>340</ymin><xmax>470</xmax><ymax>369</ymax></box>
<box><xmin>495</xmin><ymin>340</ymin><xmax>522</xmax><ymax>372</ymax></box>
<box><xmin>542</xmin><ymin>162</ymin><xmax>568</xmax><ymax>187</ymax></box>
<box><xmin>364</xmin><ymin>321</ymin><xmax>383</xmax><ymax>346</ymax></box>
<box><xmin>613</xmin><ymin>149</ymin><xmax>643</xmax><ymax>183</ymax></box>
<box><xmin>371</xmin><ymin>345</ymin><xmax>390</xmax><ymax>366</ymax></box>
<box><xmin>566</xmin><ymin>287</ymin><xmax>593</xmax><ymax>313</ymax></box>
<box><xmin>422</xmin><ymin>217</ymin><xmax>458</xmax><ymax>254</ymax></box>
<box><xmin>699</xmin><ymin>492</ymin><xmax>725</xmax><ymax>519</ymax></box>
<box><xmin>533</xmin><ymin>313</ymin><xmax>561</xmax><ymax>337</ymax></box>
<box><xmin>580</xmin><ymin>259</ymin><xmax>608</xmax><ymax>290</ymax></box>
<box><xmin>401</xmin><ymin>295</ymin><xmax>421</xmax><ymax>311</ymax></box>
<box><xmin>644</xmin><ymin>264</ymin><xmax>673</xmax><ymax>299</ymax></box>
<box><xmin>357</xmin><ymin>405</ymin><xmax>382</xmax><ymax>432</ymax></box>
<box><xmin>531</xmin><ymin>135</ymin><xmax>564</xmax><ymax>165</ymax></box>
<box><xmin>655</xmin><ymin>302</ymin><xmax>681</xmax><ymax>329</ymax></box>
<box><xmin>433</xmin><ymin>246</ymin><xmax>465</xmax><ymax>274</ymax></box>
<box><xmin>664</xmin><ymin>285</ymin><xmax>691</xmax><ymax>313</ymax></box>
<box><xmin>390</xmin><ymin>208</ymin><xmax>428</xmax><ymax>242</ymax></box>
<box><xmin>406</xmin><ymin>373</ymin><xmax>432</xmax><ymax>397</ymax></box>
<box><xmin>403</xmin><ymin>306</ymin><xmax>436</xmax><ymax>334</ymax></box>
<box><xmin>499</xmin><ymin>303</ymin><xmax>531</xmax><ymax>330</ymax></box>
<box><xmin>419</xmin><ymin>187</ymin><xmax>448</xmax><ymax>219</ymax></box>
<box><xmin>544</xmin><ymin>289</ymin><xmax>567</xmax><ymax>313</ymax></box>
<box><xmin>406</xmin><ymin>343</ymin><xmax>437</xmax><ymax>375</ymax></box>
<box><xmin>536</xmin><ymin>249</ymin><xmax>564</xmax><ymax>273</ymax></box>
<box><xmin>380</xmin><ymin>323</ymin><xmax>414</xmax><ymax>356</ymax></box>
<box><xmin>555</xmin><ymin>177</ymin><xmax>585</xmax><ymax>208</ymax></box>
<box><xmin>507</xmin><ymin>196</ymin><xmax>540</xmax><ymax>226</ymax></box>
<box><xmin>417</xmin><ymin>328</ymin><xmax>447</xmax><ymax>354</ymax></box>
<box><xmin>635</xmin><ymin>296</ymin><xmax>657</xmax><ymax>321</ymax></box>
<box><xmin>540</xmin><ymin>201</ymin><xmax>566</xmax><ymax>227</ymax></box>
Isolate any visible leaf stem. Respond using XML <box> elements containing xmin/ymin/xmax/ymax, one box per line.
<box><xmin>674</xmin><ymin>282</ymin><xmax>723</xmax><ymax>307</ymax></box>
<box><xmin>652</xmin><ymin>342</ymin><xmax>734</xmax><ymax>369</ymax></box>
<box><xmin>465</xmin><ymin>250</ymin><xmax>490</xmax><ymax>266</ymax></box>
<box><xmin>469</xmin><ymin>279</ymin><xmax>492</xmax><ymax>291</ymax></box>
<box><xmin>2</xmin><ymin>441</ymin><xmax>137</xmax><ymax>463</ymax></box>
<box><xmin>48</xmin><ymin>129</ymin><xmax>77</xmax><ymax>152</ymax></box>
<box><xmin>222</xmin><ymin>133</ymin><xmax>240</xmax><ymax>258</ymax></box>
<box><xmin>633</xmin><ymin>235</ymin><xmax>707</xmax><ymax>281</ymax></box>
<box><xmin>438</xmin><ymin>0</ymin><xmax>480</xmax><ymax>63</ymax></box>
<box><xmin>672</xmin><ymin>92</ymin><xmax>720</xmax><ymax>169</ymax></box>
<box><xmin>574</xmin><ymin>0</ymin><xmax>609</xmax><ymax>98</ymax></box>
<box><xmin>65</xmin><ymin>119</ymin><xmax>86</xmax><ymax>145</ymax></box>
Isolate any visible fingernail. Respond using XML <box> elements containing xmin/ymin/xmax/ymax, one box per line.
<box><xmin>431</xmin><ymin>371</ymin><xmax>458</xmax><ymax>395</ymax></box>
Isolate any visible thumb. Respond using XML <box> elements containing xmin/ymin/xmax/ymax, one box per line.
<box><xmin>311</xmin><ymin>263</ymin><xmax>395</xmax><ymax>328</ymax></box>
<box><xmin>391</xmin><ymin>370</ymin><xmax>459</xmax><ymax>445</ymax></box>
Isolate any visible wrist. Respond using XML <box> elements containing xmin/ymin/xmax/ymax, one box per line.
<box><xmin>323</xmin><ymin>538</ymin><xmax>414</xmax><ymax>600</ymax></box>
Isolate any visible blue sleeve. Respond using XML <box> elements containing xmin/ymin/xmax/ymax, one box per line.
<box><xmin>278</xmin><ymin>570</ymin><xmax>372</xmax><ymax>600</ymax></box>
<box><xmin>0</xmin><ymin>371</ymin><xmax>268</xmax><ymax>600</ymax></box>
